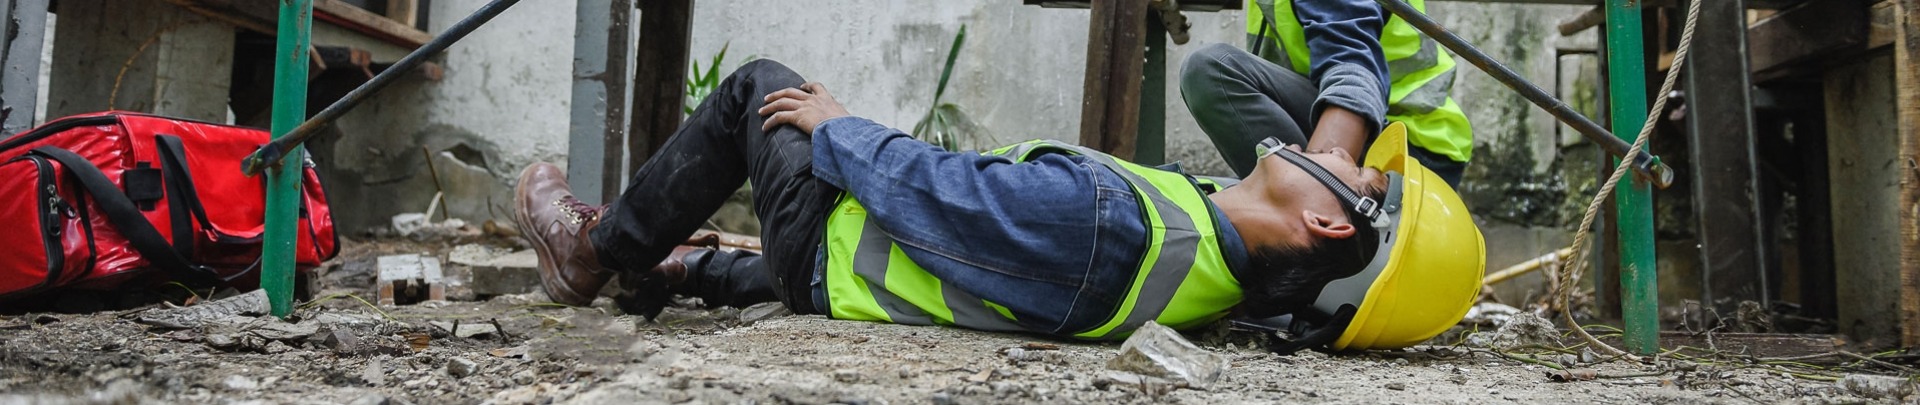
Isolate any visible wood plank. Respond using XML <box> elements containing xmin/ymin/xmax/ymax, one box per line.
<box><xmin>314</xmin><ymin>0</ymin><xmax>433</xmax><ymax>49</ymax></box>
<box><xmin>164</xmin><ymin>0</ymin><xmax>430</xmax><ymax>49</ymax></box>
<box><xmin>1685</xmin><ymin>0</ymin><xmax>1769</xmax><ymax>324</ymax></box>
<box><xmin>1891</xmin><ymin>0</ymin><xmax>1920</xmax><ymax>348</ymax></box>
<box><xmin>1601</xmin><ymin>332</ymin><xmax>1849</xmax><ymax>358</ymax></box>
<box><xmin>1078</xmin><ymin>0</ymin><xmax>1151</xmax><ymax>159</ymax></box>
<box><xmin>630</xmin><ymin>0</ymin><xmax>693</xmax><ymax>171</ymax></box>
<box><xmin>386</xmin><ymin>0</ymin><xmax>419</xmax><ymax>29</ymax></box>
<box><xmin>1824</xmin><ymin>54</ymin><xmax>1910</xmax><ymax>347</ymax></box>
<box><xmin>1747</xmin><ymin>0</ymin><xmax>1871</xmax><ymax>78</ymax></box>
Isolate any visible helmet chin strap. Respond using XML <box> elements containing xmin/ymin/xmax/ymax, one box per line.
<box><xmin>1254</xmin><ymin>137</ymin><xmax>1383</xmax><ymax>226</ymax></box>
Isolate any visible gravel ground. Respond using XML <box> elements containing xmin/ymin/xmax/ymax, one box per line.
<box><xmin>0</xmin><ymin>238</ymin><xmax>1910</xmax><ymax>404</ymax></box>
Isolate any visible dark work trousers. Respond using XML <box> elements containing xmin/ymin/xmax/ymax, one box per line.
<box><xmin>1179</xmin><ymin>43</ymin><xmax>1465</xmax><ymax>185</ymax></box>
<box><xmin>588</xmin><ymin>59</ymin><xmax>837</xmax><ymax>314</ymax></box>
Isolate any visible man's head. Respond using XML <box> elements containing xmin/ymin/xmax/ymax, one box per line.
<box><xmin>1211</xmin><ymin>145</ymin><xmax>1390</xmax><ymax>317</ymax></box>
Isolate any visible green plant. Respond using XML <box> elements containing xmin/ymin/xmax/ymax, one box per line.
<box><xmin>911</xmin><ymin>25</ymin><xmax>996</xmax><ymax>150</ymax></box>
<box><xmin>686</xmin><ymin>42</ymin><xmax>753</xmax><ymax>117</ymax></box>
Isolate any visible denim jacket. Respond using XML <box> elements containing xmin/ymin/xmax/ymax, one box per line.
<box><xmin>810</xmin><ymin>117</ymin><xmax>1249</xmax><ymax>334</ymax></box>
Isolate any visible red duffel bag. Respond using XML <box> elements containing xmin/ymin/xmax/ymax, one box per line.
<box><xmin>0</xmin><ymin>112</ymin><xmax>338</xmax><ymax>301</ymax></box>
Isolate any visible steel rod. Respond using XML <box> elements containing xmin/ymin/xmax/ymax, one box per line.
<box><xmin>243</xmin><ymin>0</ymin><xmax>524</xmax><ymax>175</ymax></box>
<box><xmin>264</xmin><ymin>0</ymin><xmax>314</xmax><ymax>319</ymax></box>
<box><xmin>1374</xmin><ymin>0</ymin><xmax>1674</xmax><ymax>189</ymax></box>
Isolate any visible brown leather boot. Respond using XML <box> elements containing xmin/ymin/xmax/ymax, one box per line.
<box><xmin>513</xmin><ymin>162</ymin><xmax>614</xmax><ymax>306</ymax></box>
<box><xmin>615</xmin><ymin>243</ymin><xmax>717</xmax><ymax>319</ymax></box>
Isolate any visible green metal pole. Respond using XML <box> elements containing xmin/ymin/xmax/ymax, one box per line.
<box><xmin>1604</xmin><ymin>0</ymin><xmax>1659</xmax><ymax>354</ymax></box>
<box><xmin>265</xmin><ymin>0</ymin><xmax>313</xmax><ymax>319</ymax></box>
<box><xmin>1136</xmin><ymin>12</ymin><xmax>1166</xmax><ymax>166</ymax></box>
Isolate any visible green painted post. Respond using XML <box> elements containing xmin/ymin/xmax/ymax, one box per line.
<box><xmin>1136</xmin><ymin>12</ymin><xmax>1167</xmax><ymax>166</ymax></box>
<box><xmin>265</xmin><ymin>0</ymin><xmax>313</xmax><ymax>319</ymax></box>
<box><xmin>1604</xmin><ymin>0</ymin><xmax>1659</xmax><ymax>354</ymax></box>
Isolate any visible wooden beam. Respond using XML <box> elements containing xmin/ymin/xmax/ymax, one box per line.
<box><xmin>161</xmin><ymin>0</ymin><xmax>430</xmax><ymax>49</ymax></box>
<box><xmin>1686</xmin><ymin>0</ymin><xmax>1770</xmax><ymax>324</ymax></box>
<box><xmin>1078</xmin><ymin>0</ymin><xmax>1150</xmax><ymax>159</ymax></box>
<box><xmin>314</xmin><ymin>0</ymin><xmax>432</xmax><ymax>48</ymax></box>
<box><xmin>386</xmin><ymin>0</ymin><xmax>419</xmax><ymax>29</ymax></box>
<box><xmin>631</xmin><ymin>0</ymin><xmax>693</xmax><ymax>171</ymax></box>
<box><xmin>1891</xmin><ymin>0</ymin><xmax>1920</xmax><ymax>348</ymax></box>
<box><xmin>1747</xmin><ymin>0</ymin><xmax>1871</xmax><ymax>78</ymax></box>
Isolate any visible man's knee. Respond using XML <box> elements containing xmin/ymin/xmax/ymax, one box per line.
<box><xmin>734</xmin><ymin>59</ymin><xmax>804</xmax><ymax>89</ymax></box>
<box><xmin>1180</xmin><ymin>43</ymin><xmax>1251</xmax><ymax>99</ymax></box>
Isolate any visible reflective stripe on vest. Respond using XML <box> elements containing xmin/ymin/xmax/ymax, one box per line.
<box><xmin>822</xmin><ymin>140</ymin><xmax>1240</xmax><ymax>339</ymax></box>
<box><xmin>1246</xmin><ymin>0</ymin><xmax>1474</xmax><ymax>163</ymax></box>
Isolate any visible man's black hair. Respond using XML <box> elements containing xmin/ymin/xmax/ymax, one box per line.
<box><xmin>1236</xmin><ymin>185</ymin><xmax>1387</xmax><ymax>318</ymax></box>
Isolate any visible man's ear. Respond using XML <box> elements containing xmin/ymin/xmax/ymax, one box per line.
<box><xmin>1301</xmin><ymin>210</ymin><xmax>1356</xmax><ymax>240</ymax></box>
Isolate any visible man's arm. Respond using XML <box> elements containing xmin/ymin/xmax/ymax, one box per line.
<box><xmin>1294</xmin><ymin>0</ymin><xmax>1391</xmax><ymax>160</ymax></box>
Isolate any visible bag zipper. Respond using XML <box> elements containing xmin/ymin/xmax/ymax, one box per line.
<box><xmin>28</xmin><ymin>155</ymin><xmax>67</xmax><ymax>288</ymax></box>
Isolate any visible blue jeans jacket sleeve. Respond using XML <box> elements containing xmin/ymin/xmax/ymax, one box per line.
<box><xmin>811</xmin><ymin>116</ymin><xmax>1147</xmax><ymax>333</ymax></box>
<box><xmin>1295</xmin><ymin>0</ymin><xmax>1391</xmax><ymax>135</ymax></box>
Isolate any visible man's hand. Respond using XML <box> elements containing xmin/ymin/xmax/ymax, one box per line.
<box><xmin>1306</xmin><ymin>106</ymin><xmax>1370</xmax><ymax>165</ymax></box>
<box><xmin>760</xmin><ymin>82</ymin><xmax>850</xmax><ymax>134</ymax></box>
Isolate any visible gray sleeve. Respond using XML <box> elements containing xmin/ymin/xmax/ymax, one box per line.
<box><xmin>1310</xmin><ymin>63</ymin><xmax>1389</xmax><ymax>140</ymax></box>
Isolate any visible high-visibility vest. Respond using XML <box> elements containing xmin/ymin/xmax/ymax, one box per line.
<box><xmin>1248</xmin><ymin>0</ymin><xmax>1474</xmax><ymax>163</ymax></box>
<box><xmin>821</xmin><ymin>140</ymin><xmax>1243</xmax><ymax>340</ymax></box>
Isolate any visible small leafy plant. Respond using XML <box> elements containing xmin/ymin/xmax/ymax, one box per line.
<box><xmin>911</xmin><ymin>25</ymin><xmax>996</xmax><ymax>150</ymax></box>
<box><xmin>686</xmin><ymin>42</ymin><xmax>751</xmax><ymax>117</ymax></box>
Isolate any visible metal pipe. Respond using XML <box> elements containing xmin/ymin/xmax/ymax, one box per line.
<box><xmin>1603</xmin><ymin>0</ymin><xmax>1661</xmax><ymax>355</ymax></box>
<box><xmin>243</xmin><ymin>0</ymin><xmax>524</xmax><ymax>175</ymax></box>
<box><xmin>1374</xmin><ymin>0</ymin><xmax>1674</xmax><ymax>189</ymax></box>
<box><xmin>264</xmin><ymin>0</ymin><xmax>314</xmax><ymax>319</ymax></box>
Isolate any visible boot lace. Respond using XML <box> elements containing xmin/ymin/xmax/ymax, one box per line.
<box><xmin>551</xmin><ymin>197</ymin><xmax>603</xmax><ymax>225</ymax></box>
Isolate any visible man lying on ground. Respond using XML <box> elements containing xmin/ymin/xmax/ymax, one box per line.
<box><xmin>514</xmin><ymin>60</ymin><xmax>1484</xmax><ymax>352</ymax></box>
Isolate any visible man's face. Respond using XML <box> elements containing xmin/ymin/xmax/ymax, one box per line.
<box><xmin>1247</xmin><ymin>145</ymin><xmax>1388</xmax><ymax>250</ymax></box>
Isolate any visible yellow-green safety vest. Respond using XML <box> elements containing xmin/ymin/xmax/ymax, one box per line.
<box><xmin>1248</xmin><ymin>0</ymin><xmax>1474</xmax><ymax>163</ymax></box>
<box><xmin>821</xmin><ymin>140</ymin><xmax>1242</xmax><ymax>340</ymax></box>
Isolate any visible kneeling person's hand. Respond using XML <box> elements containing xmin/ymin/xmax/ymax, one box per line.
<box><xmin>760</xmin><ymin>82</ymin><xmax>849</xmax><ymax>135</ymax></box>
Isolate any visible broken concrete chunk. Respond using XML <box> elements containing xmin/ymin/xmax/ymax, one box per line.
<box><xmin>1464</xmin><ymin>312</ymin><xmax>1562</xmax><ymax>350</ymax></box>
<box><xmin>428</xmin><ymin>321</ymin><xmax>500</xmax><ymax>339</ymax></box>
<box><xmin>447</xmin><ymin>358</ymin><xmax>480</xmax><ymax>378</ymax></box>
<box><xmin>739</xmin><ymin>302</ymin><xmax>794</xmax><ymax>324</ymax></box>
<box><xmin>1105</xmin><ymin>321</ymin><xmax>1228</xmax><ymax>389</ymax></box>
<box><xmin>1837</xmin><ymin>374</ymin><xmax>1917</xmax><ymax>400</ymax></box>
<box><xmin>221</xmin><ymin>375</ymin><xmax>259</xmax><ymax>392</ymax></box>
<box><xmin>1461</xmin><ymin>302</ymin><xmax>1522</xmax><ymax>327</ymax></box>
<box><xmin>451</xmin><ymin>245</ymin><xmax>539</xmax><ymax>297</ymax></box>
<box><xmin>320</xmin><ymin>328</ymin><xmax>364</xmax><ymax>354</ymax></box>
<box><xmin>137</xmin><ymin>289</ymin><xmax>269</xmax><ymax>329</ymax></box>
<box><xmin>377</xmin><ymin>254</ymin><xmax>446</xmax><ymax>305</ymax></box>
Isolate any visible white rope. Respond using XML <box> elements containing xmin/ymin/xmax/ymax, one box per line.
<box><xmin>1551</xmin><ymin>0</ymin><xmax>1705</xmax><ymax>359</ymax></box>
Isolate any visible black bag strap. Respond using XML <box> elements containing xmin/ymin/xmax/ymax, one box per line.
<box><xmin>155</xmin><ymin>135</ymin><xmax>217</xmax><ymax>242</ymax></box>
<box><xmin>30</xmin><ymin>146</ymin><xmax>218</xmax><ymax>285</ymax></box>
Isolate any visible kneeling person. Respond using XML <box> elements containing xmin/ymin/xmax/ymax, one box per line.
<box><xmin>514</xmin><ymin>60</ymin><xmax>1484</xmax><ymax>352</ymax></box>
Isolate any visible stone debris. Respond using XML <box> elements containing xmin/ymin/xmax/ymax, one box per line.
<box><xmin>221</xmin><ymin>375</ymin><xmax>259</xmax><ymax>392</ymax></box>
<box><xmin>137</xmin><ymin>289</ymin><xmax>269</xmax><ymax>329</ymax></box>
<box><xmin>447</xmin><ymin>358</ymin><xmax>480</xmax><ymax>378</ymax></box>
<box><xmin>363</xmin><ymin>357</ymin><xmax>388</xmax><ymax>386</ymax></box>
<box><xmin>319</xmin><ymin>328</ymin><xmax>363</xmax><ymax>354</ymax></box>
<box><xmin>392</xmin><ymin>213</ymin><xmax>473</xmax><ymax>240</ymax></box>
<box><xmin>1836</xmin><ymin>374</ymin><xmax>1917</xmax><ymax>400</ymax></box>
<box><xmin>377</xmin><ymin>254</ymin><xmax>446</xmax><ymax>305</ymax></box>
<box><xmin>428</xmin><ymin>321</ymin><xmax>500</xmax><ymax>339</ymax></box>
<box><xmin>1465</xmin><ymin>312</ymin><xmax>1562</xmax><ymax>350</ymax></box>
<box><xmin>1461</xmin><ymin>302</ymin><xmax>1523</xmax><ymax>327</ymax></box>
<box><xmin>739</xmin><ymin>302</ymin><xmax>794</xmax><ymax>324</ymax></box>
<box><xmin>447</xmin><ymin>244</ymin><xmax>539</xmax><ymax>297</ymax></box>
<box><xmin>1105</xmin><ymin>321</ymin><xmax>1228</xmax><ymax>389</ymax></box>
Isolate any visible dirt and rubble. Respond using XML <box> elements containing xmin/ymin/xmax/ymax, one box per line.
<box><xmin>2</xmin><ymin>237</ymin><xmax>1915</xmax><ymax>404</ymax></box>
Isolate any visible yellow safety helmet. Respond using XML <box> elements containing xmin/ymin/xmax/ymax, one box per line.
<box><xmin>1257</xmin><ymin>122</ymin><xmax>1486</xmax><ymax>353</ymax></box>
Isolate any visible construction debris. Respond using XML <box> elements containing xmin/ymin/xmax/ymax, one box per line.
<box><xmin>377</xmin><ymin>254</ymin><xmax>446</xmax><ymax>305</ymax></box>
<box><xmin>447</xmin><ymin>244</ymin><xmax>540</xmax><ymax>297</ymax></box>
<box><xmin>136</xmin><ymin>289</ymin><xmax>269</xmax><ymax>329</ymax></box>
<box><xmin>1466</xmin><ymin>312</ymin><xmax>1562</xmax><ymax>350</ymax></box>
<box><xmin>1836</xmin><ymin>374</ymin><xmax>1918</xmax><ymax>400</ymax></box>
<box><xmin>1105</xmin><ymin>321</ymin><xmax>1228</xmax><ymax>389</ymax></box>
